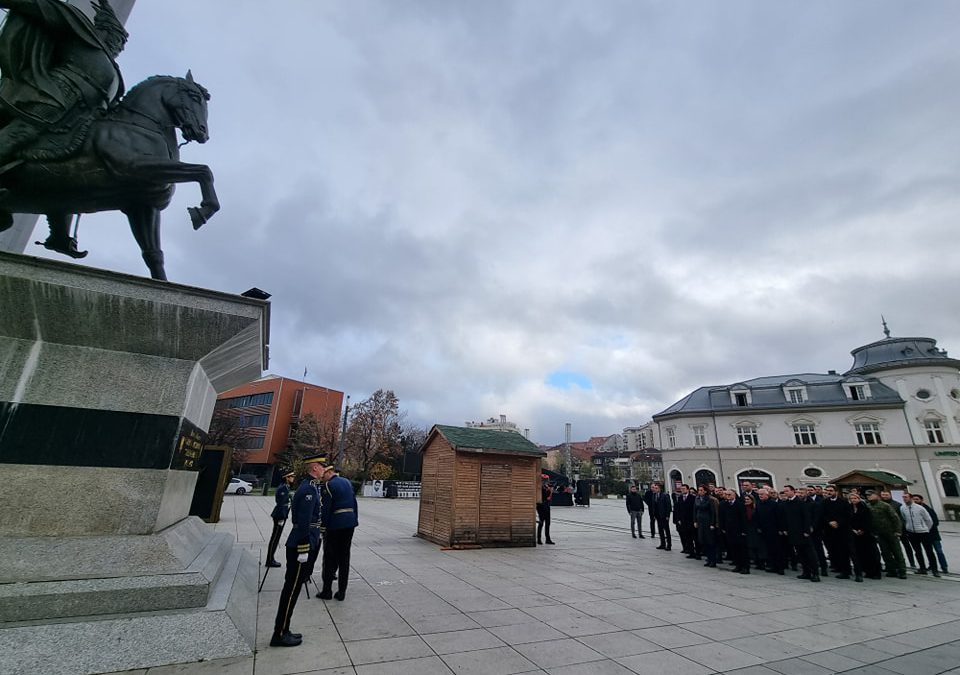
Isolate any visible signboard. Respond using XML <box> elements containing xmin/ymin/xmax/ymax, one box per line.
<box><xmin>935</xmin><ymin>451</ymin><xmax>959</xmax><ymax>457</ymax></box>
<box><xmin>171</xmin><ymin>420</ymin><xmax>206</xmax><ymax>470</ymax></box>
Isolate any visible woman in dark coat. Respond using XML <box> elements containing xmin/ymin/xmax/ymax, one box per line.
<box><xmin>848</xmin><ymin>491</ymin><xmax>882</xmax><ymax>581</ymax></box>
<box><xmin>694</xmin><ymin>485</ymin><xmax>720</xmax><ymax>567</ymax></box>
<box><xmin>743</xmin><ymin>494</ymin><xmax>765</xmax><ymax>570</ymax></box>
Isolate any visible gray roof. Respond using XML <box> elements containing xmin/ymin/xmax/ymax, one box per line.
<box><xmin>654</xmin><ymin>372</ymin><xmax>902</xmax><ymax>418</ymax></box>
<box><xmin>847</xmin><ymin>337</ymin><xmax>960</xmax><ymax>375</ymax></box>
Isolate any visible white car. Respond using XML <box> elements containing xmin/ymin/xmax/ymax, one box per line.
<box><xmin>225</xmin><ymin>478</ymin><xmax>252</xmax><ymax>495</ymax></box>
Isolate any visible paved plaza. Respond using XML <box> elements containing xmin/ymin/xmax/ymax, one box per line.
<box><xmin>113</xmin><ymin>497</ymin><xmax>960</xmax><ymax>675</ymax></box>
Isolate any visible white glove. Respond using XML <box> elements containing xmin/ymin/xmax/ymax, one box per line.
<box><xmin>297</xmin><ymin>553</ymin><xmax>308</xmax><ymax>563</ymax></box>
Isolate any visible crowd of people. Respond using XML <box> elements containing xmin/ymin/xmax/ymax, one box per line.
<box><xmin>625</xmin><ymin>480</ymin><xmax>950</xmax><ymax>583</ymax></box>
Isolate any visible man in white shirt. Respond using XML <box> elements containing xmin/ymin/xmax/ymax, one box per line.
<box><xmin>900</xmin><ymin>493</ymin><xmax>940</xmax><ymax>577</ymax></box>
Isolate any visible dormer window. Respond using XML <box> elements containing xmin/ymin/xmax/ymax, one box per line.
<box><xmin>844</xmin><ymin>381</ymin><xmax>872</xmax><ymax>401</ymax></box>
<box><xmin>730</xmin><ymin>387</ymin><xmax>752</xmax><ymax>407</ymax></box>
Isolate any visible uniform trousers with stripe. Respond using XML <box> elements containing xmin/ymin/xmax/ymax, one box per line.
<box><xmin>273</xmin><ymin>543</ymin><xmax>316</xmax><ymax>636</ymax></box>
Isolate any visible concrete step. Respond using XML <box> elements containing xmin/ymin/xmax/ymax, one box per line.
<box><xmin>0</xmin><ymin>531</ymin><xmax>236</xmax><ymax>623</ymax></box>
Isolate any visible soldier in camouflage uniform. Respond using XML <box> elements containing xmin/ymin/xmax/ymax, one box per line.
<box><xmin>866</xmin><ymin>489</ymin><xmax>906</xmax><ymax>579</ymax></box>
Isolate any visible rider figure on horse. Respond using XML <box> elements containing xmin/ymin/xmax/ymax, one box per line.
<box><xmin>0</xmin><ymin>0</ymin><xmax>127</xmax><ymax>251</ymax></box>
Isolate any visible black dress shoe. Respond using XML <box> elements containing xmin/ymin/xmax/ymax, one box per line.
<box><xmin>334</xmin><ymin>590</ymin><xmax>346</xmax><ymax>601</ymax></box>
<box><xmin>656</xmin><ymin>545</ymin><xmax>665</xmax><ymax>550</ymax></box>
<box><xmin>739</xmin><ymin>568</ymin><xmax>750</xmax><ymax>574</ymax></box>
<box><xmin>835</xmin><ymin>573</ymin><xmax>851</xmax><ymax>579</ymax></box>
<box><xmin>266</xmin><ymin>560</ymin><xmax>282</xmax><ymax>568</ymax></box>
<box><xmin>810</xmin><ymin>575</ymin><xmax>821</xmax><ymax>582</ymax></box>
<box><xmin>270</xmin><ymin>633</ymin><xmax>302</xmax><ymax>647</ymax></box>
<box><xmin>546</xmin><ymin>540</ymin><xmax>556</xmax><ymax>545</ymax></box>
<box><xmin>286</xmin><ymin>630</ymin><xmax>302</xmax><ymax>639</ymax></box>
<box><xmin>632</xmin><ymin>534</ymin><xmax>637</xmax><ymax>539</ymax></box>
<box><xmin>638</xmin><ymin>535</ymin><xmax>645</xmax><ymax>539</ymax></box>
<box><xmin>854</xmin><ymin>575</ymin><xmax>863</xmax><ymax>582</ymax></box>
<box><xmin>316</xmin><ymin>590</ymin><xmax>333</xmax><ymax>600</ymax></box>
<box><xmin>797</xmin><ymin>573</ymin><xmax>811</xmax><ymax>580</ymax></box>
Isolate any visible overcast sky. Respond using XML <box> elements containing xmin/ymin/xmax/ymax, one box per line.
<box><xmin>22</xmin><ymin>1</ymin><xmax>960</xmax><ymax>444</ymax></box>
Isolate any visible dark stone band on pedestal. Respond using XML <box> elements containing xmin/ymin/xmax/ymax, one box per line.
<box><xmin>0</xmin><ymin>402</ymin><xmax>204</xmax><ymax>470</ymax></box>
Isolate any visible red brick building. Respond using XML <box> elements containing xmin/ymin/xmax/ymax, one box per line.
<box><xmin>213</xmin><ymin>375</ymin><xmax>344</xmax><ymax>478</ymax></box>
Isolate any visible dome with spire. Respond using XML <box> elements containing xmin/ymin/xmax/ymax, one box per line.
<box><xmin>847</xmin><ymin>335</ymin><xmax>960</xmax><ymax>375</ymax></box>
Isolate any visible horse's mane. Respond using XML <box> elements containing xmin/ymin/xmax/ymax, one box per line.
<box><xmin>123</xmin><ymin>75</ymin><xmax>210</xmax><ymax>102</ymax></box>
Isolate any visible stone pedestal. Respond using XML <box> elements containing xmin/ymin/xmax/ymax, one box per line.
<box><xmin>0</xmin><ymin>251</ymin><xmax>268</xmax><ymax>674</ymax></box>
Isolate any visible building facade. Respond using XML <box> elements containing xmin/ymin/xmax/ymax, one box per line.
<box><xmin>651</xmin><ymin>335</ymin><xmax>960</xmax><ymax>518</ymax></box>
<box><xmin>212</xmin><ymin>375</ymin><xmax>344</xmax><ymax>478</ymax></box>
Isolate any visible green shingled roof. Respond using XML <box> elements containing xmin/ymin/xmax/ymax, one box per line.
<box><xmin>431</xmin><ymin>425</ymin><xmax>546</xmax><ymax>457</ymax></box>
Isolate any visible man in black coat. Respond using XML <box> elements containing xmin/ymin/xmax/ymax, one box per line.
<box><xmin>265</xmin><ymin>470</ymin><xmax>296</xmax><ymax>567</ymax></box>
<box><xmin>820</xmin><ymin>485</ymin><xmax>852</xmax><ymax>578</ymax></box>
<box><xmin>719</xmin><ymin>489</ymin><xmax>749</xmax><ymax>573</ymax></box>
<box><xmin>755</xmin><ymin>487</ymin><xmax>782</xmax><ymax>574</ymax></box>
<box><xmin>780</xmin><ymin>485</ymin><xmax>820</xmax><ymax>582</ymax></box>
<box><xmin>651</xmin><ymin>483</ymin><xmax>672</xmax><ymax>550</ymax></box>
<box><xmin>643</xmin><ymin>486</ymin><xmax>657</xmax><ymax>538</ymax></box>
<box><xmin>674</xmin><ymin>484</ymin><xmax>697</xmax><ymax>556</ymax></box>
<box><xmin>804</xmin><ymin>486</ymin><xmax>829</xmax><ymax>575</ymax></box>
<box><xmin>625</xmin><ymin>484</ymin><xmax>645</xmax><ymax>539</ymax></box>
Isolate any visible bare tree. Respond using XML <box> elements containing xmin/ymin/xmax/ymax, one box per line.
<box><xmin>207</xmin><ymin>413</ymin><xmax>251</xmax><ymax>472</ymax></box>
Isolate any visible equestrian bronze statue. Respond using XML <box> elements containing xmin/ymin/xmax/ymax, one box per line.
<box><xmin>0</xmin><ymin>0</ymin><xmax>218</xmax><ymax>280</ymax></box>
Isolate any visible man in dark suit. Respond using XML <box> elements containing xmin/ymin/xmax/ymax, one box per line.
<box><xmin>804</xmin><ymin>486</ymin><xmax>829</xmax><ymax>575</ymax></box>
<box><xmin>651</xmin><ymin>482</ymin><xmax>672</xmax><ymax>550</ymax></box>
<box><xmin>756</xmin><ymin>487</ymin><xmax>782</xmax><ymax>574</ymax></box>
<box><xmin>674</xmin><ymin>484</ymin><xmax>697</xmax><ymax>556</ymax></box>
<box><xmin>780</xmin><ymin>485</ymin><xmax>820</xmax><ymax>582</ymax></box>
<box><xmin>719</xmin><ymin>489</ymin><xmax>749</xmax><ymax>573</ymax></box>
<box><xmin>643</xmin><ymin>486</ymin><xmax>657</xmax><ymax>538</ymax></box>
<box><xmin>820</xmin><ymin>485</ymin><xmax>852</xmax><ymax>578</ymax></box>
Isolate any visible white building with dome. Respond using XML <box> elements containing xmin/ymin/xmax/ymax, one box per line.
<box><xmin>651</xmin><ymin>331</ymin><xmax>960</xmax><ymax>518</ymax></box>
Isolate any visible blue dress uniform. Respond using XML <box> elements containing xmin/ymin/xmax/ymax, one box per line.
<box><xmin>271</xmin><ymin>464</ymin><xmax>323</xmax><ymax>646</ymax></box>
<box><xmin>265</xmin><ymin>477</ymin><xmax>292</xmax><ymax>567</ymax></box>
<box><xmin>319</xmin><ymin>473</ymin><xmax>358</xmax><ymax>600</ymax></box>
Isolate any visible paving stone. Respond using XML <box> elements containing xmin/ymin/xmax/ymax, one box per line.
<box><xmin>575</xmin><ymin>631</ymin><xmax>662</xmax><ymax>658</ymax></box>
<box><xmin>467</xmin><ymin>609</ymin><xmax>532</xmax><ymax>628</ymax></box>
<box><xmin>439</xmin><ymin>646</ymin><xmax>539</xmax><ymax>675</ymax></box>
<box><xmin>632</xmin><ymin>626</ymin><xmax>712</xmax><ymax>649</ymax></box>
<box><xmin>723</xmin><ymin>635</ymin><xmax>811</xmax><ymax>661</ymax></box>
<box><xmin>616</xmin><ymin>649</ymin><xmax>712</xmax><ymax>675</ymax></box>
<box><xmin>764</xmin><ymin>658</ymin><xmax>832</xmax><ymax>675</ymax></box>
<box><xmin>343</xmin><ymin>636</ymin><xmax>433</xmax><ymax>665</ymax></box>
<box><xmin>549</xmin><ymin>659</ymin><xmax>636</xmax><ymax>675</ymax></box>
<box><xmin>421</xmin><ymin>628</ymin><xmax>506</xmax><ymax>655</ymax></box>
<box><xmin>799</xmin><ymin>650</ymin><xmax>866</xmax><ymax>671</ymax></box>
<box><xmin>486</xmin><ymin>622</ymin><xmax>567</xmax><ymax>645</ymax></box>
<box><xmin>674</xmin><ymin>642</ymin><xmax>764</xmax><ymax>670</ymax></box>
<box><xmin>408</xmin><ymin>613</ymin><xmax>482</xmax><ymax>635</ymax></box>
<box><xmin>354</xmin><ymin>655</ymin><xmax>453</xmax><ymax>675</ymax></box>
<box><xmin>513</xmin><ymin>638</ymin><xmax>606</xmax><ymax>669</ymax></box>
<box><xmin>723</xmin><ymin>667</ymin><xmax>783</xmax><ymax>675</ymax></box>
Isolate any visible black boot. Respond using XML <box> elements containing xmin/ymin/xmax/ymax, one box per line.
<box><xmin>316</xmin><ymin>587</ymin><xmax>333</xmax><ymax>600</ymax></box>
<box><xmin>270</xmin><ymin>631</ymin><xmax>302</xmax><ymax>647</ymax></box>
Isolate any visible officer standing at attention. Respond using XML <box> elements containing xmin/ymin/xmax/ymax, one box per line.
<box><xmin>317</xmin><ymin>464</ymin><xmax>359</xmax><ymax>601</ymax></box>
<box><xmin>265</xmin><ymin>471</ymin><xmax>295</xmax><ymax>568</ymax></box>
<box><xmin>270</xmin><ymin>455</ymin><xmax>326</xmax><ymax>648</ymax></box>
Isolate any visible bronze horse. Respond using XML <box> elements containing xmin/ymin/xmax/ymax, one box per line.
<box><xmin>0</xmin><ymin>72</ymin><xmax>218</xmax><ymax>280</ymax></box>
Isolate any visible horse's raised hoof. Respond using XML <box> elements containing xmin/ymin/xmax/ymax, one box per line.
<box><xmin>36</xmin><ymin>237</ymin><xmax>89</xmax><ymax>259</ymax></box>
<box><xmin>188</xmin><ymin>206</ymin><xmax>206</xmax><ymax>230</ymax></box>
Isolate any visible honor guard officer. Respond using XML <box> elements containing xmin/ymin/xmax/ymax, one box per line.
<box><xmin>270</xmin><ymin>455</ymin><xmax>326</xmax><ymax>648</ymax></box>
<box><xmin>316</xmin><ymin>464</ymin><xmax>358</xmax><ymax>601</ymax></box>
<box><xmin>265</xmin><ymin>471</ymin><xmax>295</xmax><ymax>568</ymax></box>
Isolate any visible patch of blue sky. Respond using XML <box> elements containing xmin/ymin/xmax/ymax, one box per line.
<box><xmin>546</xmin><ymin>370</ymin><xmax>593</xmax><ymax>390</ymax></box>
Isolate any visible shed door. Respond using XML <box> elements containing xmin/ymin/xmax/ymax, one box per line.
<box><xmin>479</xmin><ymin>463</ymin><xmax>512</xmax><ymax>543</ymax></box>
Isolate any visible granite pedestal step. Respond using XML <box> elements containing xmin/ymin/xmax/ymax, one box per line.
<box><xmin>0</xmin><ymin>546</ymin><xmax>257</xmax><ymax>675</ymax></box>
<box><xmin>0</xmin><ymin>530</ymin><xmax>235</xmax><ymax>622</ymax></box>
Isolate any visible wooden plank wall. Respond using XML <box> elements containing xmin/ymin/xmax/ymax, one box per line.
<box><xmin>511</xmin><ymin>456</ymin><xmax>537</xmax><ymax>545</ymax></box>
<box><xmin>478</xmin><ymin>462</ymin><xmax>512</xmax><ymax>543</ymax></box>
<box><xmin>417</xmin><ymin>438</ymin><xmax>439</xmax><ymax>542</ymax></box>
<box><xmin>453</xmin><ymin>454</ymin><xmax>480</xmax><ymax>544</ymax></box>
<box><xmin>435</xmin><ymin>439</ymin><xmax>455</xmax><ymax>541</ymax></box>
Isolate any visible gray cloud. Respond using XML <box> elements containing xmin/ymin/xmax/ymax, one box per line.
<box><xmin>22</xmin><ymin>0</ymin><xmax>960</xmax><ymax>444</ymax></box>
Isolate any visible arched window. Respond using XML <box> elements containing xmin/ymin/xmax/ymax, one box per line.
<box><xmin>669</xmin><ymin>469</ymin><xmax>682</xmax><ymax>490</ymax></box>
<box><xmin>695</xmin><ymin>469</ymin><xmax>716</xmax><ymax>488</ymax></box>
<box><xmin>941</xmin><ymin>471</ymin><xmax>960</xmax><ymax>498</ymax></box>
<box><xmin>736</xmin><ymin>469</ymin><xmax>774</xmax><ymax>491</ymax></box>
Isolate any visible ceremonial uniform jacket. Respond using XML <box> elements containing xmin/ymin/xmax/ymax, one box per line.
<box><xmin>321</xmin><ymin>475</ymin><xmax>359</xmax><ymax>531</ymax></box>
<box><xmin>285</xmin><ymin>477</ymin><xmax>321</xmax><ymax>554</ymax></box>
<box><xmin>270</xmin><ymin>482</ymin><xmax>291</xmax><ymax>520</ymax></box>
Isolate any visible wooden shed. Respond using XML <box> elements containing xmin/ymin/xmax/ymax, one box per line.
<box><xmin>417</xmin><ymin>425</ymin><xmax>546</xmax><ymax>548</ymax></box>
<box><xmin>830</xmin><ymin>470</ymin><xmax>913</xmax><ymax>494</ymax></box>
